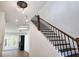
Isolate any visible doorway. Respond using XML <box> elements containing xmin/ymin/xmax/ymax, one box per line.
<box><xmin>19</xmin><ymin>35</ymin><xmax>25</xmax><ymax>51</ymax></box>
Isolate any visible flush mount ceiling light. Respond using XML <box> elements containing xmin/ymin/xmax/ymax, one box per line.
<box><xmin>17</xmin><ymin>1</ymin><xmax>28</xmax><ymax>9</ymax></box>
<box><xmin>16</xmin><ymin>19</ymin><xmax>19</xmax><ymax>22</ymax></box>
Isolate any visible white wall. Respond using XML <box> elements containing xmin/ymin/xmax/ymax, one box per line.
<box><xmin>38</xmin><ymin>1</ymin><xmax>79</xmax><ymax>38</ymax></box>
<box><xmin>29</xmin><ymin>22</ymin><xmax>62</xmax><ymax>57</ymax></box>
<box><xmin>0</xmin><ymin>12</ymin><xmax>5</xmax><ymax>56</ymax></box>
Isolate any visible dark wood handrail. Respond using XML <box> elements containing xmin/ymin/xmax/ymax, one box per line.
<box><xmin>39</xmin><ymin>17</ymin><xmax>75</xmax><ymax>40</ymax></box>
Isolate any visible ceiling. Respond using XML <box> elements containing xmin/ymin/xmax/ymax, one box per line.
<box><xmin>0</xmin><ymin>1</ymin><xmax>47</xmax><ymax>33</ymax></box>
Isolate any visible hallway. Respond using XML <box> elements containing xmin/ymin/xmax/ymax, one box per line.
<box><xmin>2</xmin><ymin>50</ymin><xmax>29</xmax><ymax>57</ymax></box>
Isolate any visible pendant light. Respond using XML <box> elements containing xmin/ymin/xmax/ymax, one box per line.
<box><xmin>17</xmin><ymin>1</ymin><xmax>28</xmax><ymax>10</ymax></box>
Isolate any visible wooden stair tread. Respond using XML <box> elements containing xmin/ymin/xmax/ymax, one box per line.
<box><xmin>42</xmin><ymin>33</ymin><xmax>56</xmax><ymax>35</ymax></box>
<box><xmin>54</xmin><ymin>43</ymin><xmax>70</xmax><ymax>46</ymax></box>
<box><xmin>41</xmin><ymin>30</ymin><xmax>54</xmax><ymax>32</ymax></box>
<box><xmin>46</xmin><ymin>36</ymin><xmax>60</xmax><ymax>38</ymax></box>
<box><xmin>66</xmin><ymin>53</ymin><xmax>79</xmax><ymax>57</ymax></box>
<box><xmin>49</xmin><ymin>39</ymin><xmax>65</xmax><ymax>41</ymax></box>
<box><xmin>42</xmin><ymin>32</ymin><xmax>57</xmax><ymax>35</ymax></box>
<box><xmin>59</xmin><ymin>48</ymin><xmax>76</xmax><ymax>52</ymax></box>
<box><xmin>42</xmin><ymin>32</ymin><xmax>55</xmax><ymax>33</ymax></box>
<box><xmin>40</xmin><ymin>28</ymin><xmax>51</xmax><ymax>30</ymax></box>
<box><xmin>40</xmin><ymin>27</ymin><xmax>48</xmax><ymax>28</ymax></box>
<box><xmin>45</xmin><ymin>35</ymin><xmax>59</xmax><ymax>36</ymax></box>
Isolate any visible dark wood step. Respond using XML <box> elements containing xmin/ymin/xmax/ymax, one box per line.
<box><xmin>40</xmin><ymin>25</ymin><xmax>48</xmax><ymax>27</ymax></box>
<box><xmin>41</xmin><ymin>30</ymin><xmax>54</xmax><ymax>32</ymax></box>
<box><xmin>40</xmin><ymin>25</ymin><xmax>46</xmax><ymax>26</ymax></box>
<box><xmin>32</xmin><ymin>22</ymin><xmax>38</xmax><ymax>26</ymax></box>
<box><xmin>54</xmin><ymin>43</ymin><xmax>70</xmax><ymax>46</ymax></box>
<box><xmin>32</xmin><ymin>22</ymin><xmax>37</xmax><ymax>24</ymax></box>
<box><xmin>40</xmin><ymin>23</ymin><xmax>46</xmax><ymax>25</ymax></box>
<box><xmin>40</xmin><ymin>28</ymin><xmax>52</xmax><ymax>31</ymax></box>
<box><xmin>42</xmin><ymin>32</ymin><xmax>56</xmax><ymax>35</ymax></box>
<box><xmin>32</xmin><ymin>21</ymin><xmax>37</xmax><ymax>24</ymax></box>
<box><xmin>40</xmin><ymin>25</ymin><xmax>47</xmax><ymax>27</ymax></box>
<box><xmin>43</xmin><ymin>33</ymin><xmax>56</xmax><ymax>34</ymax></box>
<box><xmin>46</xmin><ymin>36</ymin><xmax>60</xmax><ymax>38</ymax></box>
<box><xmin>40</xmin><ymin>25</ymin><xmax>49</xmax><ymax>28</ymax></box>
<box><xmin>43</xmin><ymin>34</ymin><xmax>57</xmax><ymax>36</ymax></box>
<box><xmin>32</xmin><ymin>23</ymin><xmax>47</xmax><ymax>28</ymax></box>
<box><xmin>40</xmin><ymin>26</ymin><xmax>48</xmax><ymax>28</ymax></box>
<box><xmin>40</xmin><ymin>28</ymin><xmax>51</xmax><ymax>30</ymax></box>
<box><xmin>49</xmin><ymin>39</ymin><xmax>65</xmax><ymax>41</ymax></box>
<box><xmin>66</xmin><ymin>53</ymin><xmax>79</xmax><ymax>57</ymax></box>
<box><xmin>45</xmin><ymin>35</ymin><xmax>59</xmax><ymax>36</ymax></box>
<box><xmin>59</xmin><ymin>48</ymin><xmax>76</xmax><ymax>52</ymax></box>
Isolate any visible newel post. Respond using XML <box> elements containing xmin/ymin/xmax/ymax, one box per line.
<box><xmin>75</xmin><ymin>38</ymin><xmax>79</xmax><ymax>51</ymax></box>
<box><xmin>37</xmin><ymin>15</ymin><xmax>40</xmax><ymax>30</ymax></box>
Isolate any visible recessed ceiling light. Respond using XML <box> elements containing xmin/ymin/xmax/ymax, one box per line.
<box><xmin>25</xmin><ymin>19</ymin><xmax>28</xmax><ymax>22</ymax></box>
<box><xmin>16</xmin><ymin>19</ymin><xmax>19</xmax><ymax>22</ymax></box>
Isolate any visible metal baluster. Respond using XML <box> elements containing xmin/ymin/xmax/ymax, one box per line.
<box><xmin>58</xmin><ymin>31</ymin><xmax>62</xmax><ymax>56</ymax></box>
<box><xmin>72</xmin><ymin>39</ymin><xmax>77</xmax><ymax>56</ymax></box>
<box><xmin>53</xmin><ymin>27</ymin><xmax>55</xmax><ymax>45</ymax></box>
<box><xmin>64</xmin><ymin>35</ymin><xmax>68</xmax><ymax>56</ymax></box>
<box><xmin>67</xmin><ymin>37</ymin><xmax>72</xmax><ymax>56</ymax></box>
<box><xmin>55</xmin><ymin>29</ymin><xmax>60</xmax><ymax>52</ymax></box>
<box><xmin>60</xmin><ymin>33</ymin><xmax>65</xmax><ymax>56</ymax></box>
<box><xmin>52</xmin><ymin>27</ymin><xmax>55</xmax><ymax>45</ymax></box>
<box><xmin>51</xmin><ymin>26</ymin><xmax>53</xmax><ymax>44</ymax></box>
<box><xmin>54</xmin><ymin>28</ymin><xmax>57</xmax><ymax>49</ymax></box>
<box><xmin>49</xmin><ymin>25</ymin><xmax>51</xmax><ymax>40</ymax></box>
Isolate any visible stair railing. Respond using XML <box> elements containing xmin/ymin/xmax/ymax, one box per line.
<box><xmin>36</xmin><ymin>15</ymin><xmax>79</xmax><ymax>56</ymax></box>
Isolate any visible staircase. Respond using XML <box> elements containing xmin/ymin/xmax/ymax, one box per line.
<box><xmin>31</xmin><ymin>15</ymin><xmax>79</xmax><ymax>57</ymax></box>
